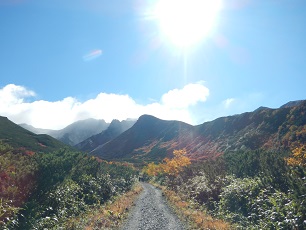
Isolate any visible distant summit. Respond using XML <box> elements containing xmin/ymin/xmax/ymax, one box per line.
<box><xmin>90</xmin><ymin>114</ymin><xmax>194</xmax><ymax>162</ymax></box>
<box><xmin>89</xmin><ymin>100</ymin><xmax>306</xmax><ymax>163</ymax></box>
<box><xmin>253</xmin><ymin>100</ymin><xmax>303</xmax><ymax>112</ymax></box>
<box><xmin>75</xmin><ymin>118</ymin><xmax>136</xmax><ymax>152</ymax></box>
<box><xmin>253</xmin><ymin>106</ymin><xmax>271</xmax><ymax>112</ymax></box>
<box><xmin>20</xmin><ymin>118</ymin><xmax>109</xmax><ymax>146</ymax></box>
<box><xmin>280</xmin><ymin>100</ymin><xmax>304</xmax><ymax>108</ymax></box>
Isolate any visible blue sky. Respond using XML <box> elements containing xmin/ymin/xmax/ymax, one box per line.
<box><xmin>1</xmin><ymin>0</ymin><xmax>306</xmax><ymax>129</ymax></box>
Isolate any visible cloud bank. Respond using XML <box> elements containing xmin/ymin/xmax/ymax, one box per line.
<box><xmin>0</xmin><ymin>83</ymin><xmax>209</xmax><ymax>129</ymax></box>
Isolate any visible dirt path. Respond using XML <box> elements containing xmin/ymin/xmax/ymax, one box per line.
<box><xmin>121</xmin><ymin>182</ymin><xmax>186</xmax><ymax>230</ymax></box>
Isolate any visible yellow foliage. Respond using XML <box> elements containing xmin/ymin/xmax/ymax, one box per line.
<box><xmin>286</xmin><ymin>145</ymin><xmax>306</xmax><ymax>167</ymax></box>
<box><xmin>143</xmin><ymin>149</ymin><xmax>191</xmax><ymax>176</ymax></box>
<box><xmin>162</xmin><ymin>149</ymin><xmax>191</xmax><ymax>176</ymax></box>
<box><xmin>145</xmin><ymin>162</ymin><xmax>162</xmax><ymax>176</ymax></box>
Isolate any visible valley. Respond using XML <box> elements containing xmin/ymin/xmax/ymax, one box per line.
<box><xmin>2</xmin><ymin>1</ymin><xmax>306</xmax><ymax>228</ymax></box>
<box><xmin>1</xmin><ymin>99</ymin><xmax>305</xmax><ymax>229</ymax></box>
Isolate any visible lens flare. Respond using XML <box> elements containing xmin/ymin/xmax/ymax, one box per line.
<box><xmin>83</xmin><ymin>49</ymin><xmax>102</xmax><ymax>62</ymax></box>
<box><xmin>154</xmin><ymin>0</ymin><xmax>223</xmax><ymax>48</ymax></box>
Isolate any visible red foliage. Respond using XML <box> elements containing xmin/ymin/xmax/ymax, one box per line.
<box><xmin>25</xmin><ymin>150</ymin><xmax>35</xmax><ymax>156</ymax></box>
<box><xmin>38</xmin><ymin>142</ymin><xmax>47</xmax><ymax>147</ymax></box>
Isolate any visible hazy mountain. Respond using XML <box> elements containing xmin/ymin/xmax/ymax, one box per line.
<box><xmin>20</xmin><ymin>118</ymin><xmax>109</xmax><ymax>146</ymax></box>
<box><xmin>18</xmin><ymin>123</ymin><xmax>55</xmax><ymax>135</ymax></box>
<box><xmin>0</xmin><ymin>116</ymin><xmax>68</xmax><ymax>153</ymax></box>
<box><xmin>91</xmin><ymin>100</ymin><xmax>306</xmax><ymax>162</ymax></box>
<box><xmin>75</xmin><ymin>119</ymin><xmax>136</xmax><ymax>152</ymax></box>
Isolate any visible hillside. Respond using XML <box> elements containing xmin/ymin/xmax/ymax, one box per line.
<box><xmin>91</xmin><ymin>100</ymin><xmax>306</xmax><ymax>162</ymax></box>
<box><xmin>20</xmin><ymin>118</ymin><xmax>109</xmax><ymax>145</ymax></box>
<box><xmin>0</xmin><ymin>116</ymin><xmax>68</xmax><ymax>153</ymax></box>
<box><xmin>75</xmin><ymin>119</ymin><xmax>136</xmax><ymax>152</ymax></box>
<box><xmin>91</xmin><ymin>114</ymin><xmax>194</xmax><ymax>162</ymax></box>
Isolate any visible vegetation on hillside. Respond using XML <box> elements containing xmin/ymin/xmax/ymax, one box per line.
<box><xmin>143</xmin><ymin>149</ymin><xmax>191</xmax><ymax>176</ymax></box>
<box><xmin>0</xmin><ymin>116</ymin><xmax>68</xmax><ymax>153</ymax></box>
<box><xmin>2</xmin><ymin>104</ymin><xmax>306</xmax><ymax>229</ymax></box>
<box><xmin>286</xmin><ymin>145</ymin><xmax>306</xmax><ymax>167</ymax></box>
<box><xmin>89</xmin><ymin>101</ymin><xmax>306</xmax><ymax>164</ymax></box>
<box><xmin>144</xmin><ymin>148</ymin><xmax>306</xmax><ymax>229</ymax></box>
<box><xmin>0</xmin><ymin>142</ymin><xmax>138</xmax><ymax>229</ymax></box>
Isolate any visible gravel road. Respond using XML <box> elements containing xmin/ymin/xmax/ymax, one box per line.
<box><xmin>121</xmin><ymin>182</ymin><xmax>186</xmax><ymax>230</ymax></box>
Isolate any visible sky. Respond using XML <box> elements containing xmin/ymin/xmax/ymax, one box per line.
<box><xmin>1</xmin><ymin>0</ymin><xmax>306</xmax><ymax>130</ymax></box>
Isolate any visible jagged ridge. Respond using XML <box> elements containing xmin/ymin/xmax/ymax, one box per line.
<box><xmin>91</xmin><ymin>100</ymin><xmax>306</xmax><ymax>162</ymax></box>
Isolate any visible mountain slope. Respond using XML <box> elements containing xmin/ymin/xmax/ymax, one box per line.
<box><xmin>20</xmin><ymin>118</ymin><xmax>109</xmax><ymax>146</ymax></box>
<box><xmin>189</xmin><ymin>100</ymin><xmax>306</xmax><ymax>159</ymax></box>
<box><xmin>280</xmin><ymin>100</ymin><xmax>304</xmax><ymax>108</ymax></box>
<box><xmin>0</xmin><ymin>116</ymin><xmax>68</xmax><ymax>153</ymax></box>
<box><xmin>91</xmin><ymin>100</ymin><xmax>306</xmax><ymax>162</ymax></box>
<box><xmin>91</xmin><ymin>115</ymin><xmax>194</xmax><ymax>162</ymax></box>
<box><xmin>75</xmin><ymin>119</ymin><xmax>136</xmax><ymax>152</ymax></box>
<box><xmin>56</xmin><ymin>118</ymin><xmax>109</xmax><ymax>145</ymax></box>
<box><xmin>18</xmin><ymin>123</ymin><xmax>55</xmax><ymax>135</ymax></box>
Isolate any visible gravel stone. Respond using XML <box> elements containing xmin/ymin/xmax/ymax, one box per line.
<box><xmin>121</xmin><ymin>182</ymin><xmax>186</xmax><ymax>230</ymax></box>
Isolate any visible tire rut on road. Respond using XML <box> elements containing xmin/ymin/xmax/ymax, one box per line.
<box><xmin>121</xmin><ymin>182</ymin><xmax>186</xmax><ymax>230</ymax></box>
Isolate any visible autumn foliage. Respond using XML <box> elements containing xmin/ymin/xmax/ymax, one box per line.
<box><xmin>286</xmin><ymin>145</ymin><xmax>306</xmax><ymax>167</ymax></box>
<box><xmin>144</xmin><ymin>149</ymin><xmax>191</xmax><ymax>176</ymax></box>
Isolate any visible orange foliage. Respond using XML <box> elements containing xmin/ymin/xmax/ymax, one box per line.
<box><xmin>162</xmin><ymin>149</ymin><xmax>191</xmax><ymax>176</ymax></box>
<box><xmin>286</xmin><ymin>145</ymin><xmax>306</xmax><ymax>167</ymax></box>
<box><xmin>161</xmin><ymin>186</ymin><xmax>231</xmax><ymax>229</ymax></box>
<box><xmin>145</xmin><ymin>162</ymin><xmax>162</xmax><ymax>176</ymax></box>
<box><xmin>144</xmin><ymin>149</ymin><xmax>191</xmax><ymax>176</ymax></box>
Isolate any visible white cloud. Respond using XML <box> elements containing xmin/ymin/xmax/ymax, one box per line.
<box><xmin>0</xmin><ymin>83</ymin><xmax>210</xmax><ymax>129</ymax></box>
<box><xmin>0</xmin><ymin>84</ymin><xmax>35</xmax><ymax>105</ymax></box>
<box><xmin>161</xmin><ymin>83</ymin><xmax>209</xmax><ymax>108</ymax></box>
<box><xmin>223</xmin><ymin>98</ymin><xmax>235</xmax><ymax>109</ymax></box>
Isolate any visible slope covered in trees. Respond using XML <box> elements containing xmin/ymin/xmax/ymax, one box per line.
<box><xmin>91</xmin><ymin>100</ymin><xmax>306</xmax><ymax>163</ymax></box>
<box><xmin>0</xmin><ymin>142</ymin><xmax>138</xmax><ymax>229</ymax></box>
<box><xmin>0</xmin><ymin>116</ymin><xmax>68</xmax><ymax>153</ymax></box>
<box><xmin>2</xmin><ymin>99</ymin><xmax>306</xmax><ymax>229</ymax></box>
<box><xmin>144</xmin><ymin>147</ymin><xmax>306</xmax><ymax>229</ymax></box>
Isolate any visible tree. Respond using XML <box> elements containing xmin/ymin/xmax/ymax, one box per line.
<box><xmin>162</xmin><ymin>149</ymin><xmax>191</xmax><ymax>176</ymax></box>
<box><xmin>286</xmin><ymin>145</ymin><xmax>306</xmax><ymax>167</ymax></box>
<box><xmin>145</xmin><ymin>162</ymin><xmax>162</xmax><ymax>177</ymax></box>
<box><xmin>143</xmin><ymin>149</ymin><xmax>191</xmax><ymax>177</ymax></box>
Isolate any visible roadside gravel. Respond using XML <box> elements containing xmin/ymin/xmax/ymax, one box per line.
<box><xmin>121</xmin><ymin>182</ymin><xmax>186</xmax><ymax>230</ymax></box>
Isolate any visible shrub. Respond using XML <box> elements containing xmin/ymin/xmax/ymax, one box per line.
<box><xmin>180</xmin><ymin>172</ymin><xmax>233</xmax><ymax>209</ymax></box>
<box><xmin>251</xmin><ymin>189</ymin><xmax>302</xmax><ymax>229</ymax></box>
<box><xmin>218</xmin><ymin>177</ymin><xmax>262</xmax><ymax>219</ymax></box>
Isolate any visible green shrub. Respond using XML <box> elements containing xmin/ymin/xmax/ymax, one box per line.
<box><xmin>251</xmin><ymin>189</ymin><xmax>302</xmax><ymax>229</ymax></box>
<box><xmin>3</xmin><ymin>148</ymin><xmax>139</xmax><ymax>229</ymax></box>
<box><xmin>218</xmin><ymin>177</ymin><xmax>262</xmax><ymax>220</ymax></box>
<box><xmin>34</xmin><ymin>179</ymin><xmax>85</xmax><ymax>229</ymax></box>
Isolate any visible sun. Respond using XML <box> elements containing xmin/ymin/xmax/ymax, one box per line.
<box><xmin>153</xmin><ymin>0</ymin><xmax>223</xmax><ymax>48</ymax></box>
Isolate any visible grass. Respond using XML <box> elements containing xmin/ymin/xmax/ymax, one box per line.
<box><xmin>152</xmin><ymin>183</ymin><xmax>232</xmax><ymax>230</ymax></box>
<box><xmin>64</xmin><ymin>183</ymin><xmax>143</xmax><ymax>229</ymax></box>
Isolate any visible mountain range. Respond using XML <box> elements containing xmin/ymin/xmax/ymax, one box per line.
<box><xmin>2</xmin><ymin>99</ymin><xmax>306</xmax><ymax>163</ymax></box>
<box><xmin>20</xmin><ymin>118</ymin><xmax>109</xmax><ymax>146</ymax></box>
<box><xmin>20</xmin><ymin>118</ymin><xmax>136</xmax><ymax>147</ymax></box>
<box><xmin>75</xmin><ymin>119</ymin><xmax>136</xmax><ymax>152</ymax></box>
<box><xmin>89</xmin><ymin>100</ymin><xmax>306</xmax><ymax>163</ymax></box>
